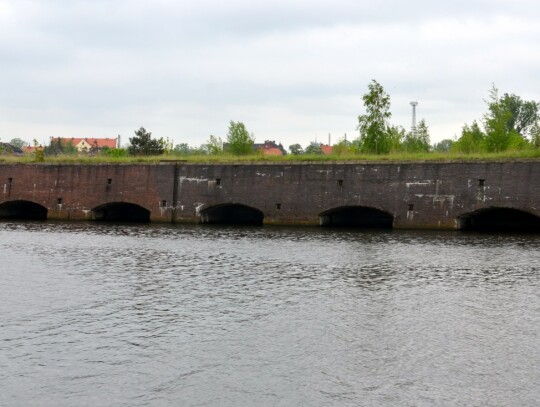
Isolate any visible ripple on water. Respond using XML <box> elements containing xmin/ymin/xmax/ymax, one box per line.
<box><xmin>1</xmin><ymin>222</ymin><xmax>540</xmax><ymax>406</ymax></box>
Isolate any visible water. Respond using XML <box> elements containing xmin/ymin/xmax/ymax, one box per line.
<box><xmin>1</xmin><ymin>222</ymin><xmax>539</xmax><ymax>406</ymax></box>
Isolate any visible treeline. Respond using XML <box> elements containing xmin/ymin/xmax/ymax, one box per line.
<box><xmin>164</xmin><ymin>81</ymin><xmax>539</xmax><ymax>157</ymax></box>
<box><xmin>4</xmin><ymin>81</ymin><xmax>539</xmax><ymax>159</ymax></box>
<box><xmin>452</xmin><ymin>85</ymin><xmax>540</xmax><ymax>153</ymax></box>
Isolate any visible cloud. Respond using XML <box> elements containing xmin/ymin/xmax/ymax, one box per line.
<box><xmin>1</xmin><ymin>0</ymin><xmax>539</xmax><ymax>147</ymax></box>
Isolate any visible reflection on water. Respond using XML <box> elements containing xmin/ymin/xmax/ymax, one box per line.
<box><xmin>1</xmin><ymin>221</ymin><xmax>540</xmax><ymax>406</ymax></box>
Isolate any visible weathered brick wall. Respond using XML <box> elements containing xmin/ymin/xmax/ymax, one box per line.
<box><xmin>172</xmin><ymin>161</ymin><xmax>540</xmax><ymax>228</ymax></box>
<box><xmin>1</xmin><ymin>161</ymin><xmax>539</xmax><ymax>228</ymax></box>
<box><xmin>0</xmin><ymin>164</ymin><xmax>175</xmax><ymax>222</ymax></box>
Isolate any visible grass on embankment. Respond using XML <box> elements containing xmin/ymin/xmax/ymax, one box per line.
<box><xmin>3</xmin><ymin>149</ymin><xmax>540</xmax><ymax>164</ymax></box>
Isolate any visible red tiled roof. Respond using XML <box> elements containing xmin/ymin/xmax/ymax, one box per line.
<box><xmin>51</xmin><ymin>137</ymin><xmax>117</xmax><ymax>148</ymax></box>
<box><xmin>263</xmin><ymin>147</ymin><xmax>283</xmax><ymax>156</ymax></box>
<box><xmin>321</xmin><ymin>145</ymin><xmax>333</xmax><ymax>155</ymax></box>
<box><xmin>23</xmin><ymin>146</ymin><xmax>38</xmax><ymax>153</ymax></box>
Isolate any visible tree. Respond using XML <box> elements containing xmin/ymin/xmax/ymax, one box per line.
<box><xmin>498</xmin><ymin>92</ymin><xmax>539</xmax><ymax>138</ymax></box>
<box><xmin>289</xmin><ymin>143</ymin><xmax>304</xmax><ymax>155</ymax></box>
<box><xmin>387</xmin><ymin>125</ymin><xmax>406</xmax><ymax>152</ymax></box>
<box><xmin>482</xmin><ymin>85</ymin><xmax>538</xmax><ymax>151</ymax></box>
<box><xmin>206</xmin><ymin>135</ymin><xmax>223</xmax><ymax>155</ymax></box>
<box><xmin>453</xmin><ymin>121</ymin><xmax>485</xmax><ymax>153</ymax></box>
<box><xmin>356</xmin><ymin>79</ymin><xmax>393</xmax><ymax>154</ymax></box>
<box><xmin>433</xmin><ymin>139</ymin><xmax>454</xmax><ymax>153</ymax></box>
<box><xmin>9</xmin><ymin>138</ymin><xmax>28</xmax><ymax>149</ymax></box>
<box><xmin>174</xmin><ymin>143</ymin><xmax>192</xmax><ymax>155</ymax></box>
<box><xmin>226</xmin><ymin>121</ymin><xmax>255</xmax><ymax>155</ymax></box>
<box><xmin>402</xmin><ymin>119</ymin><xmax>430</xmax><ymax>152</ymax></box>
<box><xmin>304</xmin><ymin>142</ymin><xmax>323</xmax><ymax>155</ymax></box>
<box><xmin>128</xmin><ymin>127</ymin><xmax>165</xmax><ymax>155</ymax></box>
<box><xmin>45</xmin><ymin>138</ymin><xmax>77</xmax><ymax>155</ymax></box>
<box><xmin>332</xmin><ymin>138</ymin><xmax>352</xmax><ymax>156</ymax></box>
<box><xmin>531</xmin><ymin>123</ymin><xmax>540</xmax><ymax>148</ymax></box>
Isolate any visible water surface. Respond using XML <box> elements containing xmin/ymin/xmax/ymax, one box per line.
<box><xmin>1</xmin><ymin>222</ymin><xmax>539</xmax><ymax>406</ymax></box>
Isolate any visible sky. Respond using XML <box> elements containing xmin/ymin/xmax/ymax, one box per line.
<box><xmin>1</xmin><ymin>0</ymin><xmax>539</xmax><ymax>149</ymax></box>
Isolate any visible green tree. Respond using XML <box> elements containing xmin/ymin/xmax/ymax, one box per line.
<box><xmin>433</xmin><ymin>139</ymin><xmax>454</xmax><ymax>153</ymax></box>
<box><xmin>387</xmin><ymin>125</ymin><xmax>406</xmax><ymax>152</ymax></box>
<box><xmin>483</xmin><ymin>86</ymin><xmax>518</xmax><ymax>152</ymax></box>
<box><xmin>498</xmin><ymin>92</ymin><xmax>539</xmax><ymax>138</ymax></box>
<box><xmin>332</xmin><ymin>138</ymin><xmax>352</xmax><ymax>156</ymax></box>
<box><xmin>128</xmin><ymin>127</ymin><xmax>165</xmax><ymax>155</ymax></box>
<box><xmin>356</xmin><ymin>80</ymin><xmax>393</xmax><ymax>154</ymax></box>
<box><xmin>304</xmin><ymin>142</ymin><xmax>323</xmax><ymax>155</ymax></box>
<box><xmin>206</xmin><ymin>135</ymin><xmax>223</xmax><ymax>155</ymax></box>
<box><xmin>45</xmin><ymin>138</ymin><xmax>77</xmax><ymax>155</ymax></box>
<box><xmin>402</xmin><ymin>119</ymin><xmax>430</xmax><ymax>152</ymax></box>
<box><xmin>453</xmin><ymin>121</ymin><xmax>485</xmax><ymax>153</ymax></box>
<box><xmin>174</xmin><ymin>143</ymin><xmax>192</xmax><ymax>155</ymax></box>
<box><xmin>226</xmin><ymin>121</ymin><xmax>255</xmax><ymax>155</ymax></box>
<box><xmin>482</xmin><ymin>85</ymin><xmax>539</xmax><ymax>151</ymax></box>
<box><xmin>531</xmin><ymin>123</ymin><xmax>540</xmax><ymax>148</ymax></box>
<box><xmin>289</xmin><ymin>143</ymin><xmax>304</xmax><ymax>155</ymax></box>
<box><xmin>9</xmin><ymin>138</ymin><xmax>28</xmax><ymax>149</ymax></box>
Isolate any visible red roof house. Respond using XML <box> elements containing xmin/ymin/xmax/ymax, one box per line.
<box><xmin>50</xmin><ymin>137</ymin><xmax>118</xmax><ymax>151</ymax></box>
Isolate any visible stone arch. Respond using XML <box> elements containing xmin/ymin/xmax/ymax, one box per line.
<box><xmin>92</xmin><ymin>202</ymin><xmax>150</xmax><ymax>222</ymax></box>
<box><xmin>199</xmin><ymin>203</ymin><xmax>264</xmax><ymax>225</ymax></box>
<box><xmin>0</xmin><ymin>200</ymin><xmax>48</xmax><ymax>220</ymax></box>
<box><xmin>457</xmin><ymin>207</ymin><xmax>540</xmax><ymax>232</ymax></box>
<box><xmin>319</xmin><ymin>206</ymin><xmax>394</xmax><ymax>228</ymax></box>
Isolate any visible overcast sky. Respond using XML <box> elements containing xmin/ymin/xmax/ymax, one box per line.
<box><xmin>1</xmin><ymin>0</ymin><xmax>539</xmax><ymax>149</ymax></box>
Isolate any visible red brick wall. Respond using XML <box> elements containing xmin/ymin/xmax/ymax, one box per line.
<box><xmin>1</xmin><ymin>161</ymin><xmax>540</xmax><ymax>228</ymax></box>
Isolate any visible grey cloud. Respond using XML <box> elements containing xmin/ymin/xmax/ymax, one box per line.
<box><xmin>1</xmin><ymin>0</ymin><xmax>539</xmax><ymax>147</ymax></box>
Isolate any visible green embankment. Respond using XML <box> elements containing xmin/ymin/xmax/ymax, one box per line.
<box><xmin>3</xmin><ymin>149</ymin><xmax>540</xmax><ymax>164</ymax></box>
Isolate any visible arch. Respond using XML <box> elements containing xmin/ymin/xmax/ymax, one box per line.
<box><xmin>92</xmin><ymin>202</ymin><xmax>150</xmax><ymax>222</ymax></box>
<box><xmin>199</xmin><ymin>203</ymin><xmax>264</xmax><ymax>225</ymax></box>
<box><xmin>0</xmin><ymin>200</ymin><xmax>48</xmax><ymax>220</ymax></box>
<box><xmin>457</xmin><ymin>207</ymin><xmax>540</xmax><ymax>232</ymax></box>
<box><xmin>319</xmin><ymin>206</ymin><xmax>393</xmax><ymax>229</ymax></box>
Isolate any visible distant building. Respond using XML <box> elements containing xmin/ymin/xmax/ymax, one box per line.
<box><xmin>50</xmin><ymin>137</ymin><xmax>119</xmax><ymax>152</ymax></box>
<box><xmin>222</xmin><ymin>140</ymin><xmax>287</xmax><ymax>155</ymax></box>
<box><xmin>320</xmin><ymin>144</ymin><xmax>333</xmax><ymax>155</ymax></box>
<box><xmin>253</xmin><ymin>140</ymin><xmax>287</xmax><ymax>156</ymax></box>
<box><xmin>0</xmin><ymin>142</ymin><xmax>24</xmax><ymax>155</ymax></box>
<box><xmin>22</xmin><ymin>146</ymin><xmax>38</xmax><ymax>154</ymax></box>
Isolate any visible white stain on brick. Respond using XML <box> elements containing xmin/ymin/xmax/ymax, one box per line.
<box><xmin>179</xmin><ymin>176</ymin><xmax>209</xmax><ymax>183</ymax></box>
<box><xmin>406</xmin><ymin>181</ymin><xmax>433</xmax><ymax>188</ymax></box>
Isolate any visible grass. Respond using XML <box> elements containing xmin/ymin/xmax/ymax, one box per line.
<box><xmin>3</xmin><ymin>149</ymin><xmax>540</xmax><ymax>165</ymax></box>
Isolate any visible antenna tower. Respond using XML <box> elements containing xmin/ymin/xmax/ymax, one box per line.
<box><xmin>410</xmin><ymin>101</ymin><xmax>418</xmax><ymax>135</ymax></box>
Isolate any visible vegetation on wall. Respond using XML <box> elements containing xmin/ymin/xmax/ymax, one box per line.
<box><xmin>453</xmin><ymin>85</ymin><xmax>540</xmax><ymax>153</ymax></box>
<box><xmin>128</xmin><ymin>127</ymin><xmax>165</xmax><ymax>156</ymax></box>
<box><xmin>3</xmin><ymin>81</ymin><xmax>540</xmax><ymax>164</ymax></box>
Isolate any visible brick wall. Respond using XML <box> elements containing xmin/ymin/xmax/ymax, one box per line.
<box><xmin>1</xmin><ymin>161</ymin><xmax>539</xmax><ymax>228</ymax></box>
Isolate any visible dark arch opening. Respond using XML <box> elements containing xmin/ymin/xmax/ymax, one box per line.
<box><xmin>199</xmin><ymin>203</ymin><xmax>264</xmax><ymax>225</ymax></box>
<box><xmin>458</xmin><ymin>208</ymin><xmax>540</xmax><ymax>232</ymax></box>
<box><xmin>0</xmin><ymin>200</ymin><xmax>48</xmax><ymax>220</ymax></box>
<box><xmin>319</xmin><ymin>206</ymin><xmax>393</xmax><ymax>229</ymax></box>
<box><xmin>92</xmin><ymin>202</ymin><xmax>150</xmax><ymax>222</ymax></box>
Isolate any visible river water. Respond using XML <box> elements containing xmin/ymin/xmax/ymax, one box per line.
<box><xmin>1</xmin><ymin>221</ymin><xmax>539</xmax><ymax>406</ymax></box>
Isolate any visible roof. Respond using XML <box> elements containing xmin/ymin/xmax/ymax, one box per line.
<box><xmin>23</xmin><ymin>146</ymin><xmax>38</xmax><ymax>154</ymax></box>
<box><xmin>321</xmin><ymin>144</ymin><xmax>333</xmax><ymax>155</ymax></box>
<box><xmin>0</xmin><ymin>143</ymin><xmax>24</xmax><ymax>155</ymax></box>
<box><xmin>263</xmin><ymin>147</ymin><xmax>284</xmax><ymax>156</ymax></box>
<box><xmin>51</xmin><ymin>137</ymin><xmax>117</xmax><ymax>148</ymax></box>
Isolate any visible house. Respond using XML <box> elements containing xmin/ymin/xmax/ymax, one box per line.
<box><xmin>0</xmin><ymin>142</ymin><xmax>24</xmax><ymax>155</ymax></box>
<box><xmin>23</xmin><ymin>146</ymin><xmax>39</xmax><ymax>154</ymax></box>
<box><xmin>320</xmin><ymin>144</ymin><xmax>333</xmax><ymax>155</ymax></box>
<box><xmin>50</xmin><ymin>137</ymin><xmax>119</xmax><ymax>152</ymax></box>
<box><xmin>253</xmin><ymin>140</ymin><xmax>287</xmax><ymax>156</ymax></box>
